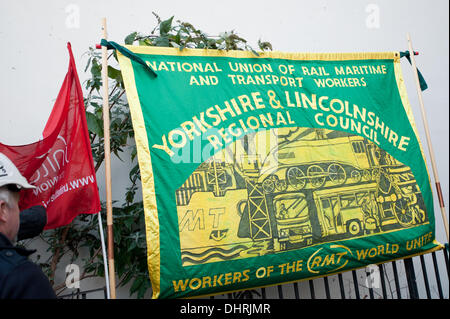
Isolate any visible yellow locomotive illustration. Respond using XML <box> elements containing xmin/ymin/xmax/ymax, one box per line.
<box><xmin>176</xmin><ymin>128</ymin><xmax>427</xmax><ymax>266</ymax></box>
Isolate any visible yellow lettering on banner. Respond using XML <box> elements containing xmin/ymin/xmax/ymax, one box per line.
<box><xmin>227</xmin><ymin>74</ymin><xmax>303</xmax><ymax>87</ymax></box>
<box><xmin>311</xmin><ymin>256</ymin><xmax>322</xmax><ymax>269</ymax></box>
<box><xmin>215</xmin><ymin>102</ymin><xmax>236</xmax><ymax>121</ymax></box>
<box><xmin>398</xmin><ymin>136</ymin><xmax>410</xmax><ymax>151</ymax></box>
<box><xmin>189</xmin><ymin>76</ymin><xmax>199</xmax><ymax>86</ymax></box>
<box><xmin>251</xmin><ymin>92</ymin><xmax>266</xmax><ymax>109</ymax></box>
<box><xmin>189</xmin><ymin>75</ymin><xmax>219</xmax><ymax>86</ymax></box>
<box><xmin>406</xmin><ymin>232</ymin><xmax>433</xmax><ymax>250</ymax></box>
<box><xmin>173</xmin><ymin>279</ymin><xmax>189</xmax><ymax>292</ymax></box>
<box><xmin>333</xmin><ymin>64</ymin><xmax>387</xmax><ymax>75</ymax></box>
<box><xmin>189</xmin><ymin>278</ymin><xmax>202</xmax><ymax>290</ymax></box>
<box><xmin>202</xmin><ymin>276</ymin><xmax>212</xmax><ymax>288</ymax></box>
<box><xmin>207</xmin><ymin>135</ymin><xmax>223</xmax><ymax>150</ymax></box>
<box><xmin>278</xmin><ymin>260</ymin><xmax>303</xmax><ymax>274</ymax></box>
<box><xmin>355</xmin><ymin>243</ymin><xmax>400</xmax><ymax>260</ymax></box>
<box><xmin>152</xmin><ymin>89</ymin><xmax>411</xmax><ymax>158</ymax></box>
<box><xmin>172</xmin><ymin>270</ymin><xmax>251</xmax><ymax>292</ymax></box>
<box><xmin>322</xmin><ymin>254</ymin><xmax>335</xmax><ymax>267</ymax></box>
<box><xmin>388</xmin><ymin>130</ymin><xmax>398</xmax><ymax>147</ymax></box>
<box><xmin>146</xmin><ymin>61</ymin><xmax>223</xmax><ymax>73</ymax></box>
<box><xmin>267</xmin><ymin>90</ymin><xmax>282</xmax><ymax>109</ymax></box>
<box><xmin>228</xmin><ymin>62</ymin><xmax>273</xmax><ymax>73</ymax></box>
<box><xmin>218</xmin><ymin>128</ymin><xmax>232</xmax><ymax>143</ymax></box>
<box><xmin>276</xmin><ymin>112</ymin><xmax>287</xmax><ymax>125</ymax></box>
<box><xmin>168</xmin><ymin>129</ymin><xmax>187</xmax><ymax>148</ymax></box>
<box><xmin>152</xmin><ymin>135</ymin><xmax>174</xmax><ymax>156</ymax></box>
<box><xmin>238</xmin><ymin>95</ymin><xmax>255</xmax><ymax>112</ymax></box>
<box><xmin>336</xmin><ymin>252</ymin><xmax>347</xmax><ymax>264</ymax></box>
<box><xmin>259</xmin><ymin>113</ymin><xmax>274</xmax><ymax>127</ymax></box>
<box><xmin>301</xmin><ymin>66</ymin><xmax>330</xmax><ymax>76</ymax></box>
<box><xmin>180</xmin><ymin>121</ymin><xmax>201</xmax><ymax>140</ymax></box>
<box><xmin>314</xmin><ymin>77</ymin><xmax>367</xmax><ymax>88</ymax></box>
<box><xmin>224</xmin><ymin>272</ymin><xmax>232</xmax><ymax>285</ymax></box>
<box><xmin>233</xmin><ymin>271</ymin><xmax>241</xmax><ymax>283</ymax></box>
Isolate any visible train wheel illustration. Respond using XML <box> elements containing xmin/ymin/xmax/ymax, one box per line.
<box><xmin>350</xmin><ymin>169</ymin><xmax>362</xmax><ymax>183</ymax></box>
<box><xmin>286</xmin><ymin>166</ymin><xmax>307</xmax><ymax>189</ymax></box>
<box><xmin>347</xmin><ymin>220</ymin><xmax>362</xmax><ymax>236</ymax></box>
<box><xmin>392</xmin><ymin>198</ymin><xmax>415</xmax><ymax>227</ymax></box>
<box><xmin>372</xmin><ymin>168</ymin><xmax>381</xmax><ymax>180</ymax></box>
<box><xmin>262</xmin><ymin>175</ymin><xmax>276</xmax><ymax>194</ymax></box>
<box><xmin>328</xmin><ymin>163</ymin><xmax>347</xmax><ymax>185</ymax></box>
<box><xmin>362</xmin><ymin>169</ymin><xmax>372</xmax><ymax>181</ymax></box>
<box><xmin>275</xmin><ymin>178</ymin><xmax>288</xmax><ymax>192</ymax></box>
<box><xmin>307</xmin><ymin>165</ymin><xmax>326</xmax><ymax>189</ymax></box>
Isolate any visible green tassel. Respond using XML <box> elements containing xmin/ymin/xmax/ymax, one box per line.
<box><xmin>400</xmin><ymin>51</ymin><xmax>428</xmax><ymax>91</ymax></box>
<box><xmin>100</xmin><ymin>39</ymin><xmax>157</xmax><ymax>78</ymax></box>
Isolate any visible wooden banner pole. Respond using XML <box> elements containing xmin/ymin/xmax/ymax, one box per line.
<box><xmin>101</xmin><ymin>17</ymin><xmax>117</xmax><ymax>299</ymax></box>
<box><xmin>406</xmin><ymin>33</ymin><xmax>449</xmax><ymax>242</ymax></box>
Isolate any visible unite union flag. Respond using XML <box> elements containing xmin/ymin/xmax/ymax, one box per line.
<box><xmin>0</xmin><ymin>43</ymin><xmax>101</xmax><ymax>229</ymax></box>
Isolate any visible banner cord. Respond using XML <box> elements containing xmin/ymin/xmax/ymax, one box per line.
<box><xmin>400</xmin><ymin>51</ymin><xmax>428</xmax><ymax>91</ymax></box>
<box><xmin>100</xmin><ymin>39</ymin><xmax>157</xmax><ymax>78</ymax></box>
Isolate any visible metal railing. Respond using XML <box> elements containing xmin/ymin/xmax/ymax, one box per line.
<box><xmin>59</xmin><ymin>245</ymin><xmax>448</xmax><ymax>299</ymax></box>
<box><xmin>215</xmin><ymin>246</ymin><xmax>449</xmax><ymax>299</ymax></box>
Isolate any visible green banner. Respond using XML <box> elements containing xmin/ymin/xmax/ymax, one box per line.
<box><xmin>116</xmin><ymin>46</ymin><xmax>443</xmax><ymax>299</ymax></box>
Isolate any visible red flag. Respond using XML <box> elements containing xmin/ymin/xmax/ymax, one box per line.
<box><xmin>0</xmin><ymin>43</ymin><xmax>101</xmax><ymax>229</ymax></box>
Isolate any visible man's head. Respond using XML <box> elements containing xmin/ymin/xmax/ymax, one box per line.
<box><xmin>0</xmin><ymin>186</ymin><xmax>21</xmax><ymax>242</ymax></box>
<box><xmin>0</xmin><ymin>153</ymin><xmax>36</xmax><ymax>242</ymax></box>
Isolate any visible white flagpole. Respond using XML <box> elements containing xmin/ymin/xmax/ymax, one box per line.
<box><xmin>406</xmin><ymin>33</ymin><xmax>449</xmax><ymax>242</ymax></box>
<box><xmin>97</xmin><ymin>212</ymin><xmax>111</xmax><ymax>299</ymax></box>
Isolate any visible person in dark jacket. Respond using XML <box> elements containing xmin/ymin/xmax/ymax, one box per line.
<box><xmin>0</xmin><ymin>152</ymin><xmax>56</xmax><ymax>299</ymax></box>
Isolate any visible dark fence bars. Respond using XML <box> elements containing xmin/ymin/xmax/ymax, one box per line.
<box><xmin>215</xmin><ymin>246</ymin><xmax>449</xmax><ymax>300</ymax></box>
<box><xmin>59</xmin><ymin>246</ymin><xmax>448</xmax><ymax>299</ymax></box>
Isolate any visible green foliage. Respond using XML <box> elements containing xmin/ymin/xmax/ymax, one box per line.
<box><xmin>39</xmin><ymin>13</ymin><xmax>271</xmax><ymax>299</ymax></box>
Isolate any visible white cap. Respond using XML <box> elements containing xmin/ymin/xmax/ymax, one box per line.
<box><xmin>0</xmin><ymin>152</ymin><xmax>36</xmax><ymax>190</ymax></box>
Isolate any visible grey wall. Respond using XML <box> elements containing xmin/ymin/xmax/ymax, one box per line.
<box><xmin>0</xmin><ymin>0</ymin><xmax>448</xmax><ymax>298</ymax></box>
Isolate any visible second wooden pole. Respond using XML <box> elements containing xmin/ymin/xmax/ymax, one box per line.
<box><xmin>407</xmin><ymin>33</ymin><xmax>449</xmax><ymax>242</ymax></box>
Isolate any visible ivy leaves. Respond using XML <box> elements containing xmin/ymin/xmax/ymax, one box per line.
<box><xmin>123</xmin><ymin>13</ymin><xmax>272</xmax><ymax>53</ymax></box>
